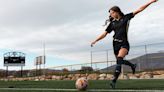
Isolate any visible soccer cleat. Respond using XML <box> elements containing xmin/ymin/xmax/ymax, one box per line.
<box><xmin>110</xmin><ymin>81</ymin><xmax>116</xmax><ymax>89</ymax></box>
<box><xmin>132</xmin><ymin>64</ymin><xmax>137</xmax><ymax>74</ymax></box>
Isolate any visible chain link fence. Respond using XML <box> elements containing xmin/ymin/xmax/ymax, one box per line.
<box><xmin>46</xmin><ymin>42</ymin><xmax>164</xmax><ymax>75</ymax></box>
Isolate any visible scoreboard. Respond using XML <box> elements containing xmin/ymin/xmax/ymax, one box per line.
<box><xmin>4</xmin><ymin>52</ymin><xmax>25</xmax><ymax>66</ymax></box>
<box><xmin>4</xmin><ymin>57</ymin><xmax>25</xmax><ymax>66</ymax></box>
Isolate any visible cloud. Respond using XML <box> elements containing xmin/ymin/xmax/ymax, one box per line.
<box><xmin>0</xmin><ymin>0</ymin><xmax>111</xmax><ymax>28</ymax></box>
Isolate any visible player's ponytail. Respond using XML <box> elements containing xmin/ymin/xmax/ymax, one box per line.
<box><xmin>103</xmin><ymin>16</ymin><xmax>113</xmax><ymax>26</ymax></box>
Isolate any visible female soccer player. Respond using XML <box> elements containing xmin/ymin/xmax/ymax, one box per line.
<box><xmin>91</xmin><ymin>0</ymin><xmax>158</xmax><ymax>89</ymax></box>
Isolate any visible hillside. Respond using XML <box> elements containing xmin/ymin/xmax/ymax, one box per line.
<box><xmin>101</xmin><ymin>52</ymin><xmax>164</xmax><ymax>72</ymax></box>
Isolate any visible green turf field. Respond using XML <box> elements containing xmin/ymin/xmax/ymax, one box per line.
<box><xmin>0</xmin><ymin>79</ymin><xmax>164</xmax><ymax>92</ymax></box>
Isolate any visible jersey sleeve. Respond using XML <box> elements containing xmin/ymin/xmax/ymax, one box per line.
<box><xmin>125</xmin><ymin>13</ymin><xmax>135</xmax><ymax>20</ymax></box>
<box><xmin>105</xmin><ymin>22</ymin><xmax>113</xmax><ymax>33</ymax></box>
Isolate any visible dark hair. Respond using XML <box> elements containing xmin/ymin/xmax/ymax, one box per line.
<box><xmin>103</xmin><ymin>6</ymin><xmax>124</xmax><ymax>26</ymax></box>
<box><xmin>109</xmin><ymin>6</ymin><xmax>124</xmax><ymax>17</ymax></box>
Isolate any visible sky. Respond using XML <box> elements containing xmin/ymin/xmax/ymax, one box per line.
<box><xmin>0</xmin><ymin>0</ymin><xmax>164</xmax><ymax>70</ymax></box>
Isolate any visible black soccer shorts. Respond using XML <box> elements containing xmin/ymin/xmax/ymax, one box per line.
<box><xmin>113</xmin><ymin>40</ymin><xmax>130</xmax><ymax>56</ymax></box>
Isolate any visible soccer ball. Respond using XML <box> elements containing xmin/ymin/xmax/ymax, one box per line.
<box><xmin>75</xmin><ymin>77</ymin><xmax>88</xmax><ymax>91</ymax></box>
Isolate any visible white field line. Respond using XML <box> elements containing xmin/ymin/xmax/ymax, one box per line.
<box><xmin>0</xmin><ymin>88</ymin><xmax>163</xmax><ymax>92</ymax></box>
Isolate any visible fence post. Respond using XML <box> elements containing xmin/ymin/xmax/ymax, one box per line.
<box><xmin>138</xmin><ymin>58</ymin><xmax>141</xmax><ymax>72</ymax></box>
<box><xmin>145</xmin><ymin>45</ymin><xmax>148</xmax><ymax>71</ymax></box>
<box><xmin>91</xmin><ymin>51</ymin><xmax>93</xmax><ymax>68</ymax></box>
<box><xmin>106</xmin><ymin>50</ymin><xmax>109</xmax><ymax>73</ymax></box>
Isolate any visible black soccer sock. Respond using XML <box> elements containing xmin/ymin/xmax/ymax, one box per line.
<box><xmin>122</xmin><ymin>60</ymin><xmax>134</xmax><ymax>67</ymax></box>
<box><xmin>116</xmin><ymin>57</ymin><xmax>123</xmax><ymax>64</ymax></box>
<box><xmin>112</xmin><ymin>57</ymin><xmax>122</xmax><ymax>83</ymax></box>
<box><xmin>113</xmin><ymin>64</ymin><xmax>121</xmax><ymax>83</ymax></box>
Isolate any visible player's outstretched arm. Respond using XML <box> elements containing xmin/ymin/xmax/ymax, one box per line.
<box><xmin>133</xmin><ymin>0</ymin><xmax>158</xmax><ymax>15</ymax></box>
<box><xmin>91</xmin><ymin>31</ymin><xmax>108</xmax><ymax>47</ymax></box>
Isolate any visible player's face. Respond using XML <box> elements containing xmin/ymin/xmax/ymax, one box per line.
<box><xmin>110</xmin><ymin>10</ymin><xmax>119</xmax><ymax>19</ymax></box>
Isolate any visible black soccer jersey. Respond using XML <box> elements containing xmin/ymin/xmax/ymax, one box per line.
<box><xmin>106</xmin><ymin>13</ymin><xmax>134</xmax><ymax>41</ymax></box>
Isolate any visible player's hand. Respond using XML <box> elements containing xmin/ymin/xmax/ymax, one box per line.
<box><xmin>91</xmin><ymin>41</ymin><xmax>96</xmax><ymax>47</ymax></box>
<box><xmin>150</xmin><ymin>0</ymin><xmax>158</xmax><ymax>3</ymax></box>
